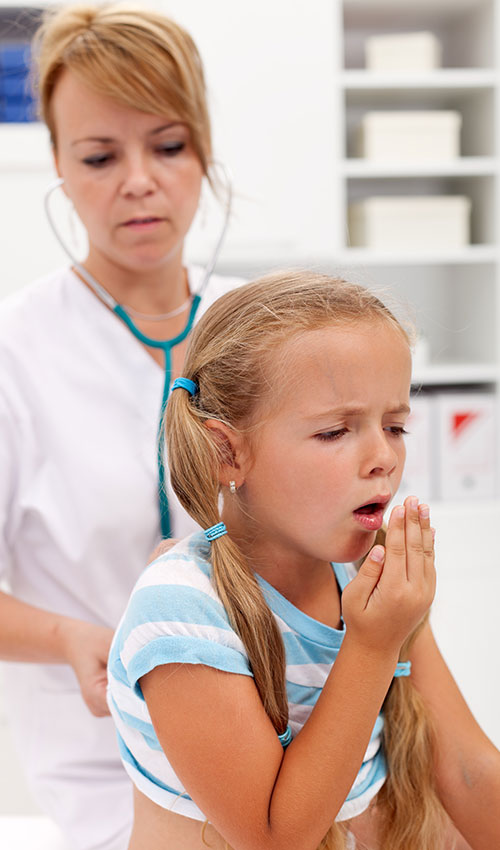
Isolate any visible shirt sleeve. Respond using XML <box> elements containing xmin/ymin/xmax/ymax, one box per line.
<box><xmin>0</xmin><ymin>388</ymin><xmax>22</xmax><ymax>583</ymax></box>
<box><xmin>111</xmin><ymin>568</ymin><xmax>252</xmax><ymax>696</ymax></box>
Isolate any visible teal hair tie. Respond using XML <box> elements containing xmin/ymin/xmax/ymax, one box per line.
<box><xmin>278</xmin><ymin>724</ymin><xmax>292</xmax><ymax>748</ymax></box>
<box><xmin>204</xmin><ymin>522</ymin><xmax>227</xmax><ymax>542</ymax></box>
<box><xmin>171</xmin><ymin>377</ymin><xmax>198</xmax><ymax>396</ymax></box>
<box><xmin>394</xmin><ymin>661</ymin><xmax>411</xmax><ymax>678</ymax></box>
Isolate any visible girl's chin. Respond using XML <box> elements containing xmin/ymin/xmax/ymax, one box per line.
<box><xmin>337</xmin><ymin>533</ymin><xmax>378</xmax><ymax>564</ymax></box>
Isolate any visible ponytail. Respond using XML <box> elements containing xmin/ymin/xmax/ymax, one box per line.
<box><xmin>167</xmin><ymin>384</ymin><xmax>289</xmax><ymax>736</ymax></box>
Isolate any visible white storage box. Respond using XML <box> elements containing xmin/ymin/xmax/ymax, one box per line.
<box><xmin>435</xmin><ymin>393</ymin><xmax>497</xmax><ymax>501</ymax></box>
<box><xmin>348</xmin><ymin>195</ymin><xmax>471</xmax><ymax>250</ymax></box>
<box><xmin>356</xmin><ymin>111</ymin><xmax>461</xmax><ymax>161</ymax></box>
<box><xmin>396</xmin><ymin>394</ymin><xmax>434</xmax><ymax>504</ymax></box>
<box><xmin>365</xmin><ymin>31</ymin><xmax>442</xmax><ymax>71</ymax></box>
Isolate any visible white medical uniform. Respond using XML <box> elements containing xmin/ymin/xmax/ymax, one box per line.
<box><xmin>0</xmin><ymin>264</ymin><xmax>244</xmax><ymax>850</ymax></box>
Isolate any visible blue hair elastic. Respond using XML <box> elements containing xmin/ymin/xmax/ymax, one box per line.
<box><xmin>171</xmin><ymin>377</ymin><xmax>198</xmax><ymax>396</ymax></box>
<box><xmin>204</xmin><ymin>522</ymin><xmax>227</xmax><ymax>542</ymax></box>
<box><xmin>278</xmin><ymin>724</ymin><xmax>292</xmax><ymax>749</ymax></box>
<box><xmin>394</xmin><ymin>661</ymin><xmax>411</xmax><ymax>677</ymax></box>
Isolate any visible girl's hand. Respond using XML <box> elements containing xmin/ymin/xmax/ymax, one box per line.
<box><xmin>341</xmin><ymin>496</ymin><xmax>436</xmax><ymax>655</ymax></box>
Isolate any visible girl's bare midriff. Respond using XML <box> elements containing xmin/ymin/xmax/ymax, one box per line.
<box><xmin>130</xmin><ymin>788</ymin><xmax>228</xmax><ymax>850</ymax></box>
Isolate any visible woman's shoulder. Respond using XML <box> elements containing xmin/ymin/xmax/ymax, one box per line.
<box><xmin>0</xmin><ymin>266</ymin><xmax>74</xmax><ymax>340</ymax></box>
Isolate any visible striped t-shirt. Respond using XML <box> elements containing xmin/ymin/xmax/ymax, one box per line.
<box><xmin>108</xmin><ymin>531</ymin><xmax>407</xmax><ymax>822</ymax></box>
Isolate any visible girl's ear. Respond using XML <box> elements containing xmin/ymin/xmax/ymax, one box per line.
<box><xmin>204</xmin><ymin>419</ymin><xmax>250</xmax><ymax>487</ymax></box>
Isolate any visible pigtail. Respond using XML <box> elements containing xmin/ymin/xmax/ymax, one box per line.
<box><xmin>363</xmin><ymin>531</ymin><xmax>447</xmax><ymax>849</ymax></box>
<box><xmin>166</xmin><ymin>384</ymin><xmax>289</xmax><ymax>736</ymax></box>
<box><xmin>375</xmin><ymin>619</ymin><xmax>447</xmax><ymax>849</ymax></box>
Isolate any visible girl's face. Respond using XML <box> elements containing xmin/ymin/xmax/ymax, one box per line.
<box><xmin>240</xmin><ymin>320</ymin><xmax>411</xmax><ymax>567</ymax></box>
<box><xmin>51</xmin><ymin>70</ymin><xmax>204</xmax><ymax>276</ymax></box>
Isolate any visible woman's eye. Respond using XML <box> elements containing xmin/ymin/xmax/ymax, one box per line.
<box><xmin>157</xmin><ymin>141</ymin><xmax>185</xmax><ymax>156</ymax></box>
<box><xmin>315</xmin><ymin>428</ymin><xmax>348</xmax><ymax>442</ymax></box>
<box><xmin>82</xmin><ymin>154</ymin><xmax>114</xmax><ymax>168</ymax></box>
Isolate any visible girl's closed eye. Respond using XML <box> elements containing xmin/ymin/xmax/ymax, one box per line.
<box><xmin>384</xmin><ymin>425</ymin><xmax>409</xmax><ymax>437</ymax></box>
<box><xmin>315</xmin><ymin>428</ymin><xmax>348</xmax><ymax>442</ymax></box>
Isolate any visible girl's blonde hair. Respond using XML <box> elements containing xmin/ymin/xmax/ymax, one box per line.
<box><xmin>32</xmin><ymin>2</ymin><xmax>212</xmax><ymax>173</ymax></box>
<box><xmin>166</xmin><ymin>270</ymin><xmax>445</xmax><ymax>850</ymax></box>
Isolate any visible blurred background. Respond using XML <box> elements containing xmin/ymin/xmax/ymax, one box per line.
<box><xmin>0</xmin><ymin>0</ymin><xmax>499</xmax><ymax>845</ymax></box>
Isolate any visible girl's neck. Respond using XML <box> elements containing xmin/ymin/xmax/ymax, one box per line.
<box><xmin>225</xmin><ymin>513</ymin><xmax>338</xmax><ymax>622</ymax></box>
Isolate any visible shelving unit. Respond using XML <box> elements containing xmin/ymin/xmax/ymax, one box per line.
<box><xmin>339</xmin><ymin>0</ymin><xmax>499</xmax><ymax>376</ymax></box>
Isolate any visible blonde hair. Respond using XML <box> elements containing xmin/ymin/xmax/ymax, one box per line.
<box><xmin>32</xmin><ymin>2</ymin><xmax>212</xmax><ymax>173</ymax></box>
<box><xmin>166</xmin><ymin>270</ymin><xmax>445</xmax><ymax>850</ymax></box>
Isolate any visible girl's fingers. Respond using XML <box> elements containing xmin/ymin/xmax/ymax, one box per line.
<box><xmin>404</xmin><ymin>495</ymin><xmax>425</xmax><ymax>582</ymax></box>
<box><xmin>382</xmin><ymin>504</ymin><xmax>406</xmax><ymax>582</ymax></box>
<box><xmin>419</xmin><ymin>504</ymin><xmax>436</xmax><ymax>588</ymax></box>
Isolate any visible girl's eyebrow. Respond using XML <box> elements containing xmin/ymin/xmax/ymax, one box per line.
<box><xmin>305</xmin><ymin>402</ymin><xmax>411</xmax><ymax>422</ymax></box>
<box><xmin>71</xmin><ymin>122</ymin><xmax>185</xmax><ymax>147</ymax></box>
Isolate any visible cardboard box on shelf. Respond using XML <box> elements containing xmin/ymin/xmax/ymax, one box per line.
<box><xmin>365</xmin><ymin>31</ymin><xmax>442</xmax><ymax>72</ymax></box>
<box><xmin>435</xmin><ymin>392</ymin><xmax>497</xmax><ymax>501</ymax></box>
<box><xmin>356</xmin><ymin>111</ymin><xmax>461</xmax><ymax>161</ymax></box>
<box><xmin>348</xmin><ymin>195</ymin><xmax>471</xmax><ymax>250</ymax></box>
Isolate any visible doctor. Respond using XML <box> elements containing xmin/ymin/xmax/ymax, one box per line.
<box><xmin>0</xmin><ymin>4</ymin><xmax>243</xmax><ymax>850</ymax></box>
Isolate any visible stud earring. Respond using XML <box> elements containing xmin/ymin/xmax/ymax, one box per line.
<box><xmin>229</xmin><ymin>480</ymin><xmax>237</xmax><ymax>495</ymax></box>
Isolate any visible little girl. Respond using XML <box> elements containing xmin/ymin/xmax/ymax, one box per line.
<box><xmin>108</xmin><ymin>271</ymin><xmax>500</xmax><ymax>850</ymax></box>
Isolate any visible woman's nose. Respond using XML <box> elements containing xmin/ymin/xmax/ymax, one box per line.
<box><xmin>120</xmin><ymin>155</ymin><xmax>156</xmax><ymax>197</ymax></box>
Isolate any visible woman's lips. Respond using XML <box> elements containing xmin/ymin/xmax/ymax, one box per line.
<box><xmin>122</xmin><ymin>216</ymin><xmax>164</xmax><ymax>230</ymax></box>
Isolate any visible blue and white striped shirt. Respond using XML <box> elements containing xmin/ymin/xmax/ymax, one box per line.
<box><xmin>108</xmin><ymin>531</ymin><xmax>405</xmax><ymax>822</ymax></box>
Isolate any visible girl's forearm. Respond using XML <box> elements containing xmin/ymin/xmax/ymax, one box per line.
<box><xmin>265</xmin><ymin>635</ymin><xmax>400</xmax><ymax>849</ymax></box>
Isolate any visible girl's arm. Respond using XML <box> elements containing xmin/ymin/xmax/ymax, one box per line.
<box><xmin>0</xmin><ymin>590</ymin><xmax>112</xmax><ymax>716</ymax></box>
<box><xmin>409</xmin><ymin>622</ymin><xmax>500</xmax><ymax>848</ymax></box>
<box><xmin>141</xmin><ymin>501</ymin><xmax>435</xmax><ymax>850</ymax></box>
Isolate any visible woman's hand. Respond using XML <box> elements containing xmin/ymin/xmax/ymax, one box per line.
<box><xmin>341</xmin><ymin>495</ymin><xmax>436</xmax><ymax>656</ymax></box>
<box><xmin>59</xmin><ymin>619</ymin><xmax>114</xmax><ymax>717</ymax></box>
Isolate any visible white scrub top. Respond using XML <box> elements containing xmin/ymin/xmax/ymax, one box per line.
<box><xmin>0</xmin><ymin>264</ymin><xmax>244</xmax><ymax>850</ymax></box>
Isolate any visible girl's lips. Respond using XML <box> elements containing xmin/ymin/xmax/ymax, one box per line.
<box><xmin>353</xmin><ymin>508</ymin><xmax>385</xmax><ymax>531</ymax></box>
<box><xmin>352</xmin><ymin>497</ymin><xmax>390</xmax><ymax>532</ymax></box>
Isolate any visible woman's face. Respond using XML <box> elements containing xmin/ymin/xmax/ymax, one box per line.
<box><xmin>51</xmin><ymin>70</ymin><xmax>204</xmax><ymax>277</ymax></box>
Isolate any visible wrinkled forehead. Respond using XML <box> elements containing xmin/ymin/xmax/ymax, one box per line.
<box><xmin>250</xmin><ymin>318</ymin><xmax>411</xmax><ymax>421</ymax></box>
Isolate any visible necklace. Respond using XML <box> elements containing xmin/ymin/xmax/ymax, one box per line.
<box><xmin>122</xmin><ymin>295</ymin><xmax>192</xmax><ymax>322</ymax></box>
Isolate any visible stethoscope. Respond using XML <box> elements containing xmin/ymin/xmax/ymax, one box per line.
<box><xmin>44</xmin><ymin>168</ymin><xmax>233</xmax><ymax>539</ymax></box>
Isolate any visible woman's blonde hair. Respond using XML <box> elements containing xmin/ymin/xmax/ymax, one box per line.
<box><xmin>166</xmin><ymin>270</ymin><xmax>446</xmax><ymax>850</ymax></box>
<box><xmin>32</xmin><ymin>2</ymin><xmax>212</xmax><ymax>173</ymax></box>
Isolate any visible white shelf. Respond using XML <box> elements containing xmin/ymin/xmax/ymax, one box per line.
<box><xmin>342</xmin><ymin>157</ymin><xmax>498</xmax><ymax>178</ymax></box>
<box><xmin>336</xmin><ymin>245</ymin><xmax>498</xmax><ymax>266</ymax></box>
<box><xmin>412</xmin><ymin>363</ymin><xmax>499</xmax><ymax>386</ymax></box>
<box><xmin>341</xmin><ymin>69</ymin><xmax>497</xmax><ymax>91</ymax></box>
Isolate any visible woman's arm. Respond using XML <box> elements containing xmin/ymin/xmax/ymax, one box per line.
<box><xmin>409</xmin><ymin>621</ymin><xmax>500</xmax><ymax>848</ymax></box>
<box><xmin>0</xmin><ymin>590</ymin><xmax>113</xmax><ymax>716</ymax></box>
<box><xmin>141</xmin><ymin>501</ymin><xmax>435</xmax><ymax>850</ymax></box>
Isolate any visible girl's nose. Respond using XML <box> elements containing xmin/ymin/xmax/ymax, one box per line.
<box><xmin>362</xmin><ymin>430</ymin><xmax>399</xmax><ymax>478</ymax></box>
